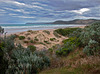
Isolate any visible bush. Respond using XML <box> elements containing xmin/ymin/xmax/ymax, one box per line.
<box><xmin>30</xmin><ymin>40</ymin><xmax>34</xmax><ymax>43</ymax></box>
<box><xmin>0</xmin><ymin>41</ymin><xmax>8</xmax><ymax>74</ymax></box>
<box><xmin>19</xmin><ymin>36</ymin><xmax>25</xmax><ymax>40</ymax></box>
<box><xmin>80</xmin><ymin>22</ymin><xmax>100</xmax><ymax>55</ymax></box>
<box><xmin>62</xmin><ymin>37</ymin><xmax>81</xmax><ymax>47</ymax></box>
<box><xmin>0</xmin><ymin>26</ymin><xmax>4</xmax><ymax>34</ymax></box>
<box><xmin>43</xmin><ymin>30</ymin><xmax>50</xmax><ymax>35</ymax></box>
<box><xmin>55</xmin><ymin>28</ymin><xmax>79</xmax><ymax>36</ymax></box>
<box><xmin>56</xmin><ymin>37</ymin><xmax>81</xmax><ymax>56</ymax></box>
<box><xmin>44</xmin><ymin>41</ymin><xmax>50</xmax><ymax>44</ymax></box>
<box><xmin>0</xmin><ymin>26</ymin><xmax>50</xmax><ymax>73</ymax></box>
<box><xmin>53</xmin><ymin>31</ymin><xmax>61</xmax><ymax>38</ymax></box>
<box><xmin>0</xmin><ymin>34</ymin><xmax>16</xmax><ymax>73</ymax></box>
<box><xmin>34</xmin><ymin>37</ymin><xmax>39</xmax><ymax>41</ymax></box>
<box><xmin>28</xmin><ymin>45</ymin><xmax>36</xmax><ymax>52</ymax></box>
<box><xmin>83</xmin><ymin>39</ymin><xmax>100</xmax><ymax>55</ymax></box>
<box><xmin>0</xmin><ymin>35</ymin><xmax>50</xmax><ymax>73</ymax></box>
<box><xmin>39</xmin><ymin>42</ymin><xmax>45</xmax><ymax>45</ymax></box>
<box><xmin>6</xmin><ymin>47</ymin><xmax>50</xmax><ymax>73</ymax></box>
<box><xmin>50</xmin><ymin>38</ymin><xmax>56</xmax><ymax>41</ymax></box>
<box><xmin>69</xmin><ymin>28</ymin><xmax>83</xmax><ymax>38</ymax></box>
<box><xmin>48</xmin><ymin>48</ymin><xmax>53</xmax><ymax>53</ymax></box>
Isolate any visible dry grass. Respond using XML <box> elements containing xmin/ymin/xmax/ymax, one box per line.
<box><xmin>40</xmin><ymin>48</ymin><xmax>100</xmax><ymax>74</ymax></box>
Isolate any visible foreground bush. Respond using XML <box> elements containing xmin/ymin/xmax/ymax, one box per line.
<box><xmin>7</xmin><ymin>47</ymin><xmax>50</xmax><ymax>73</ymax></box>
<box><xmin>0</xmin><ymin>35</ymin><xmax>15</xmax><ymax>73</ymax></box>
<box><xmin>0</xmin><ymin>26</ymin><xmax>4</xmax><ymax>35</ymax></box>
<box><xmin>0</xmin><ymin>39</ymin><xmax>50</xmax><ymax>73</ymax></box>
<box><xmin>0</xmin><ymin>27</ymin><xmax>50</xmax><ymax>73</ymax></box>
<box><xmin>80</xmin><ymin>22</ymin><xmax>100</xmax><ymax>55</ymax></box>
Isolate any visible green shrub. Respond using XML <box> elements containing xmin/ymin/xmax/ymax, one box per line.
<box><xmin>56</xmin><ymin>37</ymin><xmax>81</xmax><ymax>56</ymax></box>
<box><xmin>80</xmin><ymin>22</ymin><xmax>100</xmax><ymax>55</ymax></box>
<box><xmin>0</xmin><ymin>34</ymin><xmax>16</xmax><ymax>73</ymax></box>
<box><xmin>0</xmin><ymin>36</ymin><xmax>50</xmax><ymax>73</ymax></box>
<box><xmin>83</xmin><ymin>39</ymin><xmax>100</xmax><ymax>55</ymax></box>
<box><xmin>0</xmin><ymin>41</ymin><xmax>8</xmax><ymax>74</ymax></box>
<box><xmin>62</xmin><ymin>37</ymin><xmax>81</xmax><ymax>47</ymax></box>
<box><xmin>44</xmin><ymin>41</ymin><xmax>50</xmax><ymax>44</ymax></box>
<box><xmin>6</xmin><ymin>47</ymin><xmax>50</xmax><ymax>73</ymax></box>
<box><xmin>0</xmin><ymin>26</ymin><xmax>4</xmax><ymax>34</ymax></box>
<box><xmin>39</xmin><ymin>42</ymin><xmax>46</xmax><ymax>45</ymax></box>
<box><xmin>34</xmin><ymin>38</ymin><xmax>39</xmax><ymax>41</ymax></box>
<box><xmin>53</xmin><ymin>31</ymin><xmax>61</xmax><ymax>38</ymax></box>
<box><xmin>0</xmin><ymin>27</ymin><xmax>50</xmax><ymax>73</ymax></box>
<box><xmin>55</xmin><ymin>28</ymin><xmax>79</xmax><ymax>36</ymax></box>
<box><xmin>28</xmin><ymin>45</ymin><xmax>36</xmax><ymax>52</ymax></box>
<box><xmin>19</xmin><ymin>36</ymin><xmax>25</xmax><ymax>40</ymax></box>
<box><xmin>43</xmin><ymin>30</ymin><xmax>50</xmax><ymax>35</ymax></box>
<box><xmin>69</xmin><ymin>28</ymin><xmax>83</xmax><ymax>38</ymax></box>
<box><xmin>50</xmin><ymin>38</ymin><xmax>56</xmax><ymax>41</ymax></box>
<box><xmin>7</xmin><ymin>34</ymin><xmax>17</xmax><ymax>40</ymax></box>
<box><xmin>48</xmin><ymin>48</ymin><xmax>53</xmax><ymax>53</ymax></box>
<box><xmin>30</xmin><ymin>40</ymin><xmax>34</xmax><ymax>43</ymax></box>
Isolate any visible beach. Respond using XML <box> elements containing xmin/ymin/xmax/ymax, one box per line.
<box><xmin>0</xmin><ymin>24</ymin><xmax>86</xmax><ymax>50</ymax></box>
<box><xmin>7</xmin><ymin>25</ymin><xmax>85</xmax><ymax>50</ymax></box>
<box><xmin>1</xmin><ymin>24</ymin><xmax>86</xmax><ymax>34</ymax></box>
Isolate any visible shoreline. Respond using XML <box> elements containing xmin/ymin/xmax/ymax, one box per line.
<box><xmin>5</xmin><ymin>25</ymin><xmax>86</xmax><ymax>35</ymax></box>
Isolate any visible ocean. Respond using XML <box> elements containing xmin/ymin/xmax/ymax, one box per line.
<box><xmin>0</xmin><ymin>24</ymin><xmax>84</xmax><ymax>34</ymax></box>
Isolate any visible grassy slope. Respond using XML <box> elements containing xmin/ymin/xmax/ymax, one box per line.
<box><xmin>40</xmin><ymin>48</ymin><xmax>100</xmax><ymax>74</ymax></box>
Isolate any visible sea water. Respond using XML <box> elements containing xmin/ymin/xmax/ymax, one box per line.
<box><xmin>0</xmin><ymin>24</ymin><xmax>84</xmax><ymax>34</ymax></box>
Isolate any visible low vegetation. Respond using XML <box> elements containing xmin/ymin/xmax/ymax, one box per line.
<box><xmin>44</xmin><ymin>40</ymin><xmax>50</xmax><ymax>44</ymax></box>
<box><xmin>0</xmin><ymin>35</ymin><xmax>50</xmax><ymax>74</ymax></box>
<box><xmin>53</xmin><ymin>31</ymin><xmax>61</xmax><ymax>38</ymax></box>
<box><xmin>50</xmin><ymin>38</ymin><xmax>56</xmax><ymax>41</ymax></box>
<box><xmin>0</xmin><ymin>22</ymin><xmax>100</xmax><ymax>74</ymax></box>
<box><xmin>28</xmin><ymin>45</ymin><xmax>36</xmax><ymax>52</ymax></box>
<box><xmin>55</xmin><ymin>27</ymin><xmax>80</xmax><ymax>36</ymax></box>
<box><xmin>19</xmin><ymin>36</ymin><xmax>25</xmax><ymax>40</ymax></box>
<box><xmin>43</xmin><ymin>30</ymin><xmax>50</xmax><ymax>35</ymax></box>
<box><xmin>56</xmin><ymin>37</ymin><xmax>81</xmax><ymax>56</ymax></box>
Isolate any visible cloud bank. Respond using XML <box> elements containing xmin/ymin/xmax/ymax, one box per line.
<box><xmin>0</xmin><ymin>0</ymin><xmax>100</xmax><ymax>23</ymax></box>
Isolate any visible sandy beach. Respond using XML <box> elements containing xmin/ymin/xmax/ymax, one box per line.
<box><xmin>9</xmin><ymin>25</ymin><xmax>85</xmax><ymax>50</ymax></box>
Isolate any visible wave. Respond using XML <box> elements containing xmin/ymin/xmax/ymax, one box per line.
<box><xmin>1</xmin><ymin>25</ymin><xmax>83</xmax><ymax>29</ymax></box>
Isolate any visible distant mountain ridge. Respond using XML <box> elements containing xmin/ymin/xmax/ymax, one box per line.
<box><xmin>26</xmin><ymin>19</ymin><xmax>100</xmax><ymax>25</ymax></box>
<box><xmin>52</xmin><ymin>19</ymin><xmax>100</xmax><ymax>24</ymax></box>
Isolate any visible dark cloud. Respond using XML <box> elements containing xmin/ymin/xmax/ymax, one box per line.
<box><xmin>47</xmin><ymin>0</ymin><xmax>100</xmax><ymax>10</ymax></box>
<box><xmin>0</xmin><ymin>0</ymin><xmax>100</xmax><ymax>23</ymax></box>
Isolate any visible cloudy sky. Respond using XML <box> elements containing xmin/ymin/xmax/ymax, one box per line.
<box><xmin>0</xmin><ymin>0</ymin><xmax>100</xmax><ymax>24</ymax></box>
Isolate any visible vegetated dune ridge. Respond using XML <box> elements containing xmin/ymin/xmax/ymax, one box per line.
<box><xmin>14</xmin><ymin>29</ymin><xmax>67</xmax><ymax>50</ymax></box>
<box><xmin>14</xmin><ymin>26</ymin><xmax>85</xmax><ymax>50</ymax></box>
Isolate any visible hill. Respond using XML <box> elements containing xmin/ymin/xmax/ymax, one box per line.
<box><xmin>52</xmin><ymin>19</ymin><xmax>100</xmax><ymax>24</ymax></box>
<box><xmin>26</xmin><ymin>19</ymin><xmax>100</xmax><ymax>25</ymax></box>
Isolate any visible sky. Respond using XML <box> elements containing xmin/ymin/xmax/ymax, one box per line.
<box><xmin>0</xmin><ymin>0</ymin><xmax>100</xmax><ymax>24</ymax></box>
